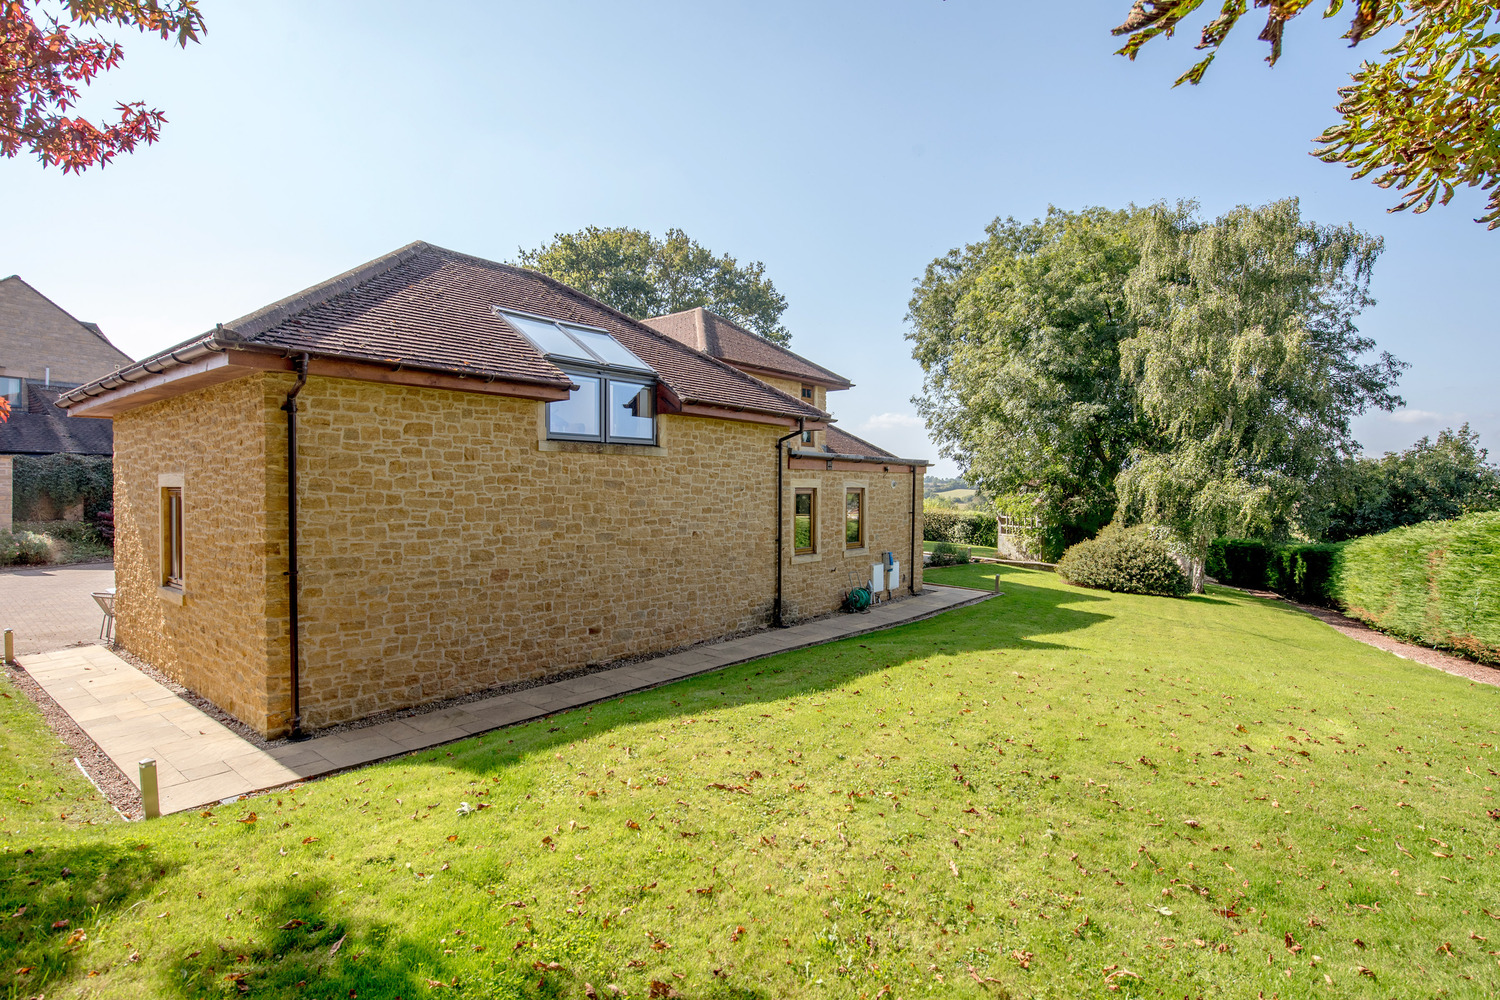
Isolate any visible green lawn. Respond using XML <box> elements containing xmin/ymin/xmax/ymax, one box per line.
<box><xmin>924</xmin><ymin>539</ymin><xmax>1001</xmax><ymax>560</ymax></box>
<box><xmin>3</xmin><ymin>565</ymin><xmax>1499</xmax><ymax>999</ymax></box>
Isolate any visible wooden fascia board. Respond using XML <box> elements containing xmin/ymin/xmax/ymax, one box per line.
<box><xmin>65</xmin><ymin>349</ymin><xmax>572</xmax><ymax>417</ymax></box>
<box><xmin>788</xmin><ymin>456</ymin><xmax>919</xmax><ymax>474</ymax></box>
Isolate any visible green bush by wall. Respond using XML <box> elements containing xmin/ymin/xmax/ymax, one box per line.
<box><xmin>1057</xmin><ymin>526</ymin><xmax>1189</xmax><ymax>597</ymax></box>
<box><xmin>922</xmin><ymin>507</ymin><xmax>998</xmax><ymax>547</ymax></box>
<box><xmin>1332</xmin><ymin>512</ymin><xmax>1500</xmax><ymax>664</ymax></box>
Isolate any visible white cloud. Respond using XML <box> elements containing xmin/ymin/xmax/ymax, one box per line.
<box><xmin>1388</xmin><ymin>408</ymin><xmax>1452</xmax><ymax>424</ymax></box>
<box><xmin>859</xmin><ymin>412</ymin><xmax>926</xmax><ymax>432</ymax></box>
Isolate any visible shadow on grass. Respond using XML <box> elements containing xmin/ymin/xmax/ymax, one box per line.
<box><xmin>164</xmin><ymin>877</ymin><xmax>473</xmax><ymax>999</ymax></box>
<box><xmin>428</xmin><ymin>565</ymin><xmax>1114</xmax><ymax>779</ymax></box>
<box><xmin>0</xmin><ymin>841</ymin><xmax>171</xmax><ymax>996</ymax></box>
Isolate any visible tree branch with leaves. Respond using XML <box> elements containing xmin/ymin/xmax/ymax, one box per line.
<box><xmin>1114</xmin><ymin>1</ymin><xmax>1500</xmax><ymax>228</ymax></box>
<box><xmin>1</xmin><ymin>0</ymin><xmax>204</xmax><ymax>172</ymax></box>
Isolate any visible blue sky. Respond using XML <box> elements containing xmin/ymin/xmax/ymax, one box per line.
<box><xmin>4</xmin><ymin>0</ymin><xmax>1496</xmax><ymax>476</ymax></box>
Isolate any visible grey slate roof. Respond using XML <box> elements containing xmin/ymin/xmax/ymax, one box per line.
<box><xmin>0</xmin><ymin>385</ymin><xmax>112</xmax><ymax>455</ymax></box>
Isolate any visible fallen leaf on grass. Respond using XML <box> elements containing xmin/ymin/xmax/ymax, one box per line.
<box><xmin>1011</xmin><ymin>949</ymin><xmax>1033</xmax><ymax>969</ymax></box>
<box><xmin>329</xmin><ymin>934</ymin><xmax>346</xmax><ymax>957</ymax></box>
<box><xmin>649</xmin><ymin>981</ymin><xmax>683</xmax><ymax>998</ymax></box>
<box><xmin>626</xmin><ymin>819</ymin><xmax>640</xmax><ymax>830</ymax></box>
<box><xmin>279</xmin><ymin>919</ymin><xmax>306</xmax><ymax>929</ymax></box>
<box><xmin>239</xmin><ymin>813</ymin><xmax>257</xmax><ymax>824</ymax></box>
<box><xmin>1356</xmin><ymin>964</ymin><xmax>1375</xmax><ymax>977</ymax></box>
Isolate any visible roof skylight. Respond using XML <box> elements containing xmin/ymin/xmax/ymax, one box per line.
<box><xmin>494</xmin><ymin>308</ymin><xmax>653</xmax><ymax>374</ymax></box>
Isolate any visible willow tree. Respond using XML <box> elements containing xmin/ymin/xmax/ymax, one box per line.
<box><xmin>1117</xmin><ymin>198</ymin><xmax>1405</xmax><ymax>590</ymax></box>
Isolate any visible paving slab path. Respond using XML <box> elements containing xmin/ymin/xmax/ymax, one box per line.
<box><xmin>0</xmin><ymin>562</ymin><xmax>115</xmax><ymax>655</ymax></box>
<box><xmin>16</xmin><ymin>585</ymin><xmax>989</xmax><ymax>815</ymax></box>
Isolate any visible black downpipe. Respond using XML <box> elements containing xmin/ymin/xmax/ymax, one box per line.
<box><xmin>909</xmin><ymin>465</ymin><xmax>918</xmax><ymax>594</ymax></box>
<box><xmin>773</xmin><ymin>419</ymin><xmax>807</xmax><ymax>628</ymax></box>
<box><xmin>282</xmin><ymin>354</ymin><xmax>310</xmax><ymax>739</ymax></box>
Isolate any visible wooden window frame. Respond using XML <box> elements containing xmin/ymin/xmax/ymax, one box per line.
<box><xmin>845</xmin><ymin>487</ymin><xmax>865</xmax><ymax>549</ymax></box>
<box><xmin>161</xmin><ymin>485</ymin><xmax>184</xmax><ymax>590</ymax></box>
<box><xmin>800</xmin><ymin>384</ymin><xmax>814</xmax><ymax>399</ymax></box>
<box><xmin>793</xmin><ymin>487</ymin><xmax>817</xmax><ymax>555</ymax></box>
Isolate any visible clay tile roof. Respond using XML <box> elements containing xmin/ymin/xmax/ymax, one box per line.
<box><xmin>825</xmin><ymin>425</ymin><xmax>898</xmax><ymax>460</ymax></box>
<box><xmin>217</xmin><ymin>242</ymin><xmax>827</xmax><ymax>422</ymax></box>
<box><xmin>641</xmin><ymin>307</ymin><xmax>852</xmax><ymax>390</ymax></box>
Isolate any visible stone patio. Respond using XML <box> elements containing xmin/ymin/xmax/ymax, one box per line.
<box><xmin>16</xmin><ymin>584</ymin><xmax>991</xmax><ymax>815</ymax></box>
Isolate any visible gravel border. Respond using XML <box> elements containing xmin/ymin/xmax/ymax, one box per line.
<box><xmin>4</xmin><ymin>651</ymin><xmax>143</xmax><ymax>820</ymax></box>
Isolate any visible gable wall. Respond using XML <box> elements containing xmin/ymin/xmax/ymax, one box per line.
<box><xmin>110</xmin><ymin>374</ymin><xmax>285</xmax><ymax>737</ymax></box>
<box><xmin>0</xmin><ymin>279</ymin><xmax>132</xmax><ymax>385</ymax></box>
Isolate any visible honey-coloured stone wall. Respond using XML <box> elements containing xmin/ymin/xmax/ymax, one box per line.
<box><xmin>109</xmin><ymin>370</ymin><xmax>921</xmax><ymax>737</ymax></box>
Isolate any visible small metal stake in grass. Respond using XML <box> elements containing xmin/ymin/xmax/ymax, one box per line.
<box><xmin>140</xmin><ymin>759</ymin><xmax>160</xmax><ymax>820</ymax></box>
<box><xmin>3</xmin><ymin>628</ymin><xmax>12</xmax><ymax>665</ymax></box>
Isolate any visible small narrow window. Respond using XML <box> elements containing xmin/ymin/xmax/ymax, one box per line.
<box><xmin>800</xmin><ymin>384</ymin><xmax>813</xmax><ymax>399</ymax></box>
<box><xmin>794</xmin><ymin>488</ymin><xmax>817</xmax><ymax>555</ymax></box>
<box><xmin>161</xmin><ymin>486</ymin><xmax>184</xmax><ymax>589</ymax></box>
<box><xmin>800</xmin><ymin>430</ymin><xmax>813</xmax><ymax>444</ymax></box>
<box><xmin>845</xmin><ymin>488</ymin><xmax>864</xmax><ymax>548</ymax></box>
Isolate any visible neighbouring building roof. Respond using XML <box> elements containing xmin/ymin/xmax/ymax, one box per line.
<box><xmin>57</xmin><ymin>243</ymin><xmax>829</xmax><ymax>424</ymax></box>
<box><xmin>824</xmin><ymin>426</ymin><xmax>898</xmax><ymax>460</ymax></box>
<box><xmin>0</xmin><ymin>383</ymin><xmax>112</xmax><ymax>455</ymax></box>
<box><xmin>641</xmin><ymin>307</ymin><xmax>853</xmax><ymax>390</ymax></box>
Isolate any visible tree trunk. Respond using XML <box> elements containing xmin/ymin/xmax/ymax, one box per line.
<box><xmin>1189</xmin><ymin>555</ymin><xmax>1207</xmax><ymax>594</ymax></box>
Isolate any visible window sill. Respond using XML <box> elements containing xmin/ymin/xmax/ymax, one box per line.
<box><xmin>791</xmin><ymin>552</ymin><xmax>822</xmax><ymax>565</ymax></box>
<box><xmin>537</xmin><ymin>439</ymin><xmax>667</xmax><ymax>457</ymax></box>
<box><xmin>843</xmin><ymin>546</ymin><xmax>869</xmax><ymax>557</ymax></box>
<box><xmin>158</xmin><ymin>586</ymin><xmax>186</xmax><ymax>606</ymax></box>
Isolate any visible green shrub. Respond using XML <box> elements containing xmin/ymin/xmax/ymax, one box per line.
<box><xmin>1206</xmin><ymin>538</ymin><xmax>1275</xmax><ymax>588</ymax></box>
<box><xmin>1057</xmin><ymin>526</ymin><xmax>1189</xmax><ymax>597</ymax></box>
<box><xmin>927</xmin><ymin>541</ymin><xmax>971</xmax><ymax>567</ymax></box>
<box><xmin>922</xmin><ymin>507</ymin><xmax>998</xmax><ymax>547</ymax></box>
<box><xmin>1267</xmin><ymin>543</ymin><xmax>1341</xmax><ymax>606</ymax></box>
<box><xmin>17</xmin><ymin>519</ymin><xmax>101</xmax><ymax>546</ymax></box>
<box><xmin>0</xmin><ymin>530</ymin><xmax>60</xmax><ymax>566</ymax></box>
<box><xmin>1331</xmin><ymin>512</ymin><xmax>1500</xmax><ymax>663</ymax></box>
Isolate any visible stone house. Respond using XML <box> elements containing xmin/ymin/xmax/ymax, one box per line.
<box><xmin>57</xmin><ymin>242</ymin><xmax>926</xmax><ymax>738</ymax></box>
<box><xmin>0</xmin><ymin>276</ymin><xmax>131</xmax><ymax>530</ymax></box>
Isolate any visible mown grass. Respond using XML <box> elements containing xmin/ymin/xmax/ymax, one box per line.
<box><xmin>923</xmin><ymin>540</ymin><xmax>1002</xmax><ymax>560</ymax></box>
<box><xmin>3</xmin><ymin>565</ymin><xmax>1499</xmax><ymax>999</ymax></box>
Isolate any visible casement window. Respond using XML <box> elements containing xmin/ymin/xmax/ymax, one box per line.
<box><xmin>794</xmin><ymin>488</ymin><xmax>817</xmax><ymax>555</ymax></box>
<box><xmin>800</xmin><ymin>429</ymin><xmax>813</xmax><ymax>444</ymax></box>
<box><xmin>161</xmin><ymin>485</ymin><xmax>184</xmax><ymax>590</ymax></box>
<box><xmin>800</xmin><ymin>384</ymin><xmax>814</xmax><ymax>399</ymax></box>
<box><xmin>495</xmin><ymin>307</ymin><xmax>659</xmax><ymax>446</ymax></box>
<box><xmin>845</xmin><ymin>488</ymin><xmax>865</xmax><ymax>548</ymax></box>
<box><xmin>0</xmin><ymin>376</ymin><xmax>21</xmax><ymax>408</ymax></box>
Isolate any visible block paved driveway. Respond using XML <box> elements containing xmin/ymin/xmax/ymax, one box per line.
<box><xmin>0</xmin><ymin>562</ymin><xmax>114</xmax><ymax>655</ymax></box>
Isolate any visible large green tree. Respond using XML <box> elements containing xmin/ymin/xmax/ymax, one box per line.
<box><xmin>907</xmin><ymin>206</ymin><xmax>1165</xmax><ymax>559</ymax></box>
<box><xmin>516</xmin><ymin>226</ymin><xmax>791</xmax><ymax>345</ymax></box>
<box><xmin>1113</xmin><ymin>1</ymin><xmax>1500</xmax><ymax>228</ymax></box>
<box><xmin>1116</xmin><ymin>198</ymin><xmax>1405</xmax><ymax>589</ymax></box>
<box><xmin>1318</xmin><ymin>423</ymin><xmax>1500</xmax><ymax>539</ymax></box>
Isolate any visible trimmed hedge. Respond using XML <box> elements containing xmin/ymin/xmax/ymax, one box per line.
<box><xmin>1206</xmin><ymin>538</ymin><xmax>1274</xmax><ymax>589</ymax></box>
<box><xmin>1333</xmin><ymin>512</ymin><xmax>1500</xmax><ymax>664</ymax></box>
<box><xmin>1205</xmin><ymin>538</ymin><xmax>1339</xmax><ymax>604</ymax></box>
<box><xmin>922</xmin><ymin>507</ymin><xmax>998</xmax><ymax>547</ymax></box>
<box><xmin>1057</xmin><ymin>526</ymin><xmax>1189</xmax><ymax>597</ymax></box>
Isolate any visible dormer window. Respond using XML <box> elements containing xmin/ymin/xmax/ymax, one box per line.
<box><xmin>495</xmin><ymin>308</ymin><xmax>658</xmax><ymax>445</ymax></box>
<box><xmin>800</xmin><ymin>384</ymin><xmax>814</xmax><ymax>399</ymax></box>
